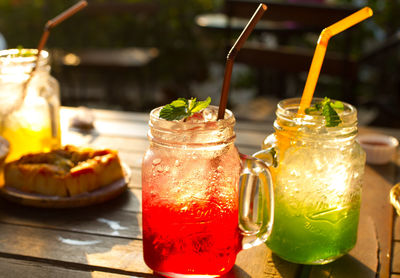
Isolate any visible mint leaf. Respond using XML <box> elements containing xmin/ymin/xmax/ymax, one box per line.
<box><xmin>159</xmin><ymin>97</ymin><xmax>211</xmax><ymax>121</ymax></box>
<box><xmin>159</xmin><ymin>104</ymin><xmax>188</xmax><ymax>121</ymax></box>
<box><xmin>305</xmin><ymin>106</ymin><xmax>319</xmax><ymax>115</ymax></box>
<box><xmin>330</xmin><ymin>100</ymin><xmax>344</xmax><ymax>111</ymax></box>
<box><xmin>191</xmin><ymin>97</ymin><xmax>211</xmax><ymax>113</ymax></box>
<box><xmin>14</xmin><ymin>46</ymin><xmax>35</xmax><ymax>57</ymax></box>
<box><xmin>322</xmin><ymin>101</ymin><xmax>341</xmax><ymax>127</ymax></box>
<box><xmin>170</xmin><ymin>98</ymin><xmax>188</xmax><ymax>108</ymax></box>
<box><xmin>188</xmin><ymin>98</ymin><xmax>197</xmax><ymax>111</ymax></box>
<box><xmin>305</xmin><ymin>97</ymin><xmax>343</xmax><ymax>127</ymax></box>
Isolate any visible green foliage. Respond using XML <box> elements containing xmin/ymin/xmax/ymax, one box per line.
<box><xmin>0</xmin><ymin>0</ymin><xmax>219</xmax><ymax>84</ymax></box>
<box><xmin>159</xmin><ymin>97</ymin><xmax>211</xmax><ymax>121</ymax></box>
<box><xmin>305</xmin><ymin>97</ymin><xmax>344</xmax><ymax>127</ymax></box>
<box><xmin>0</xmin><ymin>0</ymin><xmax>47</xmax><ymax>48</ymax></box>
<box><xmin>332</xmin><ymin>0</ymin><xmax>400</xmax><ymax>52</ymax></box>
<box><xmin>335</xmin><ymin>0</ymin><xmax>400</xmax><ymax>32</ymax></box>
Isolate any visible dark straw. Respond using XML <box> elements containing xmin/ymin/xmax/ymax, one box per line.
<box><xmin>217</xmin><ymin>3</ymin><xmax>267</xmax><ymax>120</ymax></box>
<box><xmin>32</xmin><ymin>0</ymin><xmax>88</xmax><ymax>75</ymax></box>
<box><xmin>19</xmin><ymin>0</ymin><xmax>87</xmax><ymax>108</ymax></box>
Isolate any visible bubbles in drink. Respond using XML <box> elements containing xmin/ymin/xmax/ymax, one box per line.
<box><xmin>276</xmin><ymin>142</ymin><xmax>359</xmax><ymax>208</ymax></box>
<box><xmin>156</xmin><ymin>165</ymin><xmax>164</xmax><ymax>173</ymax></box>
<box><xmin>142</xmin><ymin>143</ymin><xmax>242</xmax><ymax>274</ymax></box>
<box><xmin>267</xmin><ymin>136</ymin><xmax>365</xmax><ymax>264</ymax></box>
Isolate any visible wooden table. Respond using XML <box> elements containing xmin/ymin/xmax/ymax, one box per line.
<box><xmin>0</xmin><ymin>106</ymin><xmax>398</xmax><ymax>278</ymax></box>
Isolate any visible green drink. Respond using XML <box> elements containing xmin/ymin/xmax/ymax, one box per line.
<box><xmin>268</xmin><ymin>195</ymin><xmax>361</xmax><ymax>264</ymax></box>
<box><xmin>256</xmin><ymin>98</ymin><xmax>366</xmax><ymax>264</ymax></box>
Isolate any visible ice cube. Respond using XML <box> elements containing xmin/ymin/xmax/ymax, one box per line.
<box><xmin>184</xmin><ymin>108</ymin><xmax>218</xmax><ymax>123</ymax></box>
<box><xmin>202</xmin><ymin>107</ymin><xmax>218</xmax><ymax>122</ymax></box>
<box><xmin>276</xmin><ymin>144</ymin><xmax>355</xmax><ymax>207</ymax></box>
<box><xmin>185</xmin><ymin>112</ymin><xmax>205</xmax><ymax>123</ymax></box>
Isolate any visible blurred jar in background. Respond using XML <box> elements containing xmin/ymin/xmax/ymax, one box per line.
<box><xmin>0</xmin><ymin>48</ymin><xmax>61</xmax><ymax>161</ymax></box>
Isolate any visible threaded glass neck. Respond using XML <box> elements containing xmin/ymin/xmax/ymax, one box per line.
<box><xmin>274</xmin><ymin>98</ymin><xmax>358</xmax><ymax>142</ymax></box>
<box><xmin>0</xmin><ymin>49</ymin><xmax>50</xmax><ymax>76</ymax></box>
<box><xmin>149</xmin><ymin>105</ymin><xmax>236</xmax><ymax>148</ymax></box>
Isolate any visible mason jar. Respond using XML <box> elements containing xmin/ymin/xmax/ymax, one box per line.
<box><xmin>142</xmin><ymin>105</ymin><xmax>274</xmax><ymax>277</ymax></box>
<box><xmin>255</xmin><ymin>98</ymin><xmax>366</xmax><ymax>264</ymax></box>
<box><xmin>0</xmin><ymin>48</ymin><xmax>61</xmax><ymax>161</ymax></box>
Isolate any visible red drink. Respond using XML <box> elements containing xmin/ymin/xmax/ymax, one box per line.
<box><xmin>142</xmin><ymin>148</ymin><xmax>242</xmax><ymax>276</ymax></box>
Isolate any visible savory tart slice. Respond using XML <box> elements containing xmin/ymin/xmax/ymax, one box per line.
<box><xmin>4</xmin><ymin>145</ymin><xmax>124</xmax><ymax>197</ymax></box>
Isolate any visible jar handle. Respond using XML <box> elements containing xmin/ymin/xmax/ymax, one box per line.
<box><xmin>238</xmin><ymin>152</ymin><xmax>274</xmax><ymax>249</ymax></box>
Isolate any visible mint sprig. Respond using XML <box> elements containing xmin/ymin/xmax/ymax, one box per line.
<box><xmin>14</xmin><ymin>45</ymin><xmax>35</xmax><ymax>57</ymax></box>
<box><xmin>305</xmin><ymin>97</ymin><xmax>344</xmax><ymax>127</ymax></box>
<box><xmin>159</xmin><ymin>97</ymin><xmax>211</xmax><ymax>121</ymax></box>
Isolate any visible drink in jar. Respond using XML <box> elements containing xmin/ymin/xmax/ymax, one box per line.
<box><xmin>0</xmin><ymin>49</ymin><xmax>61</xmax><ymax>161</ymax></box>
<box><xmin>142</xmin><ymin>104</ymin><xmax>274</xmax><ymax>276</ymax></box>
<box><xmin>256</xmin><ymin>98</ymin><xmax>365</xmax><ymax>264</ymax></box>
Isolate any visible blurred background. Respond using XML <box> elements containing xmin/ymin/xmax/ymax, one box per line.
<box><xmin>0</xmin><ymin>0</ymin><xmax>399</xmax><ymax>127</ymax></box>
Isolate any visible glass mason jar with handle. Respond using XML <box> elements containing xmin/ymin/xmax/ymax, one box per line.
<box><xmin>142</xmin><ymin>106</ymin><xmax>274</xmax><ymax>277</ymax></box>
<box><xmin>0</xmin><ymin>48</ymin><xmax>61</xmax><ymax>162</ymax></box>
<box><xmin>255</xmin><ymin>98</ymin><xmax>366</xmax><ymax>265</ymax></box>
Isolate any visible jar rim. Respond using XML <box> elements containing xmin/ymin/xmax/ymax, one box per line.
<box><xmin>0</xmin><ymin>48</ymin><xmax>49</xmax><ymax>70</ymax></box>
<box><xmin>276</xmin><ymin>97</ymin><xmax>358</xmax><ymax>128</ymax></box>
<box><xmin>149</xmin><ymin>105</ymin><xmax>235</xmax><ymax>131</ymax></box>
<box><xmin>148</xmin><ymin>105</ymin><xmax>236</xmax><ymax>147</ymax></box>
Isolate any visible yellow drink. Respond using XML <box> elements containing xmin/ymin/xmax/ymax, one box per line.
<box><xmin>0</xmin><ymin>49</ymin><xmax>61</xmax><ymax>162</ymax></box>
<box><xmin>1</xmin><ymin>93</ymin><xmax>60</xmax><ymax>161</ymax></box>
<box><xmin>2</xmin><ymin>126</ymin><xmax>60</xmax><ymax>162</ymax></box>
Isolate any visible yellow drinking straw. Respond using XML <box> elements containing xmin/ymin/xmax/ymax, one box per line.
<box><xmin>298</xmin><ymin>7</ymin><xmax>373</xmax><ymax>115</ymax></box>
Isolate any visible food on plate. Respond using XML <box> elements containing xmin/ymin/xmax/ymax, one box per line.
<box><xmin>4</xmin><ymin>145</ymin><xmax>124</xmax><ymax>197</ymax></box>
